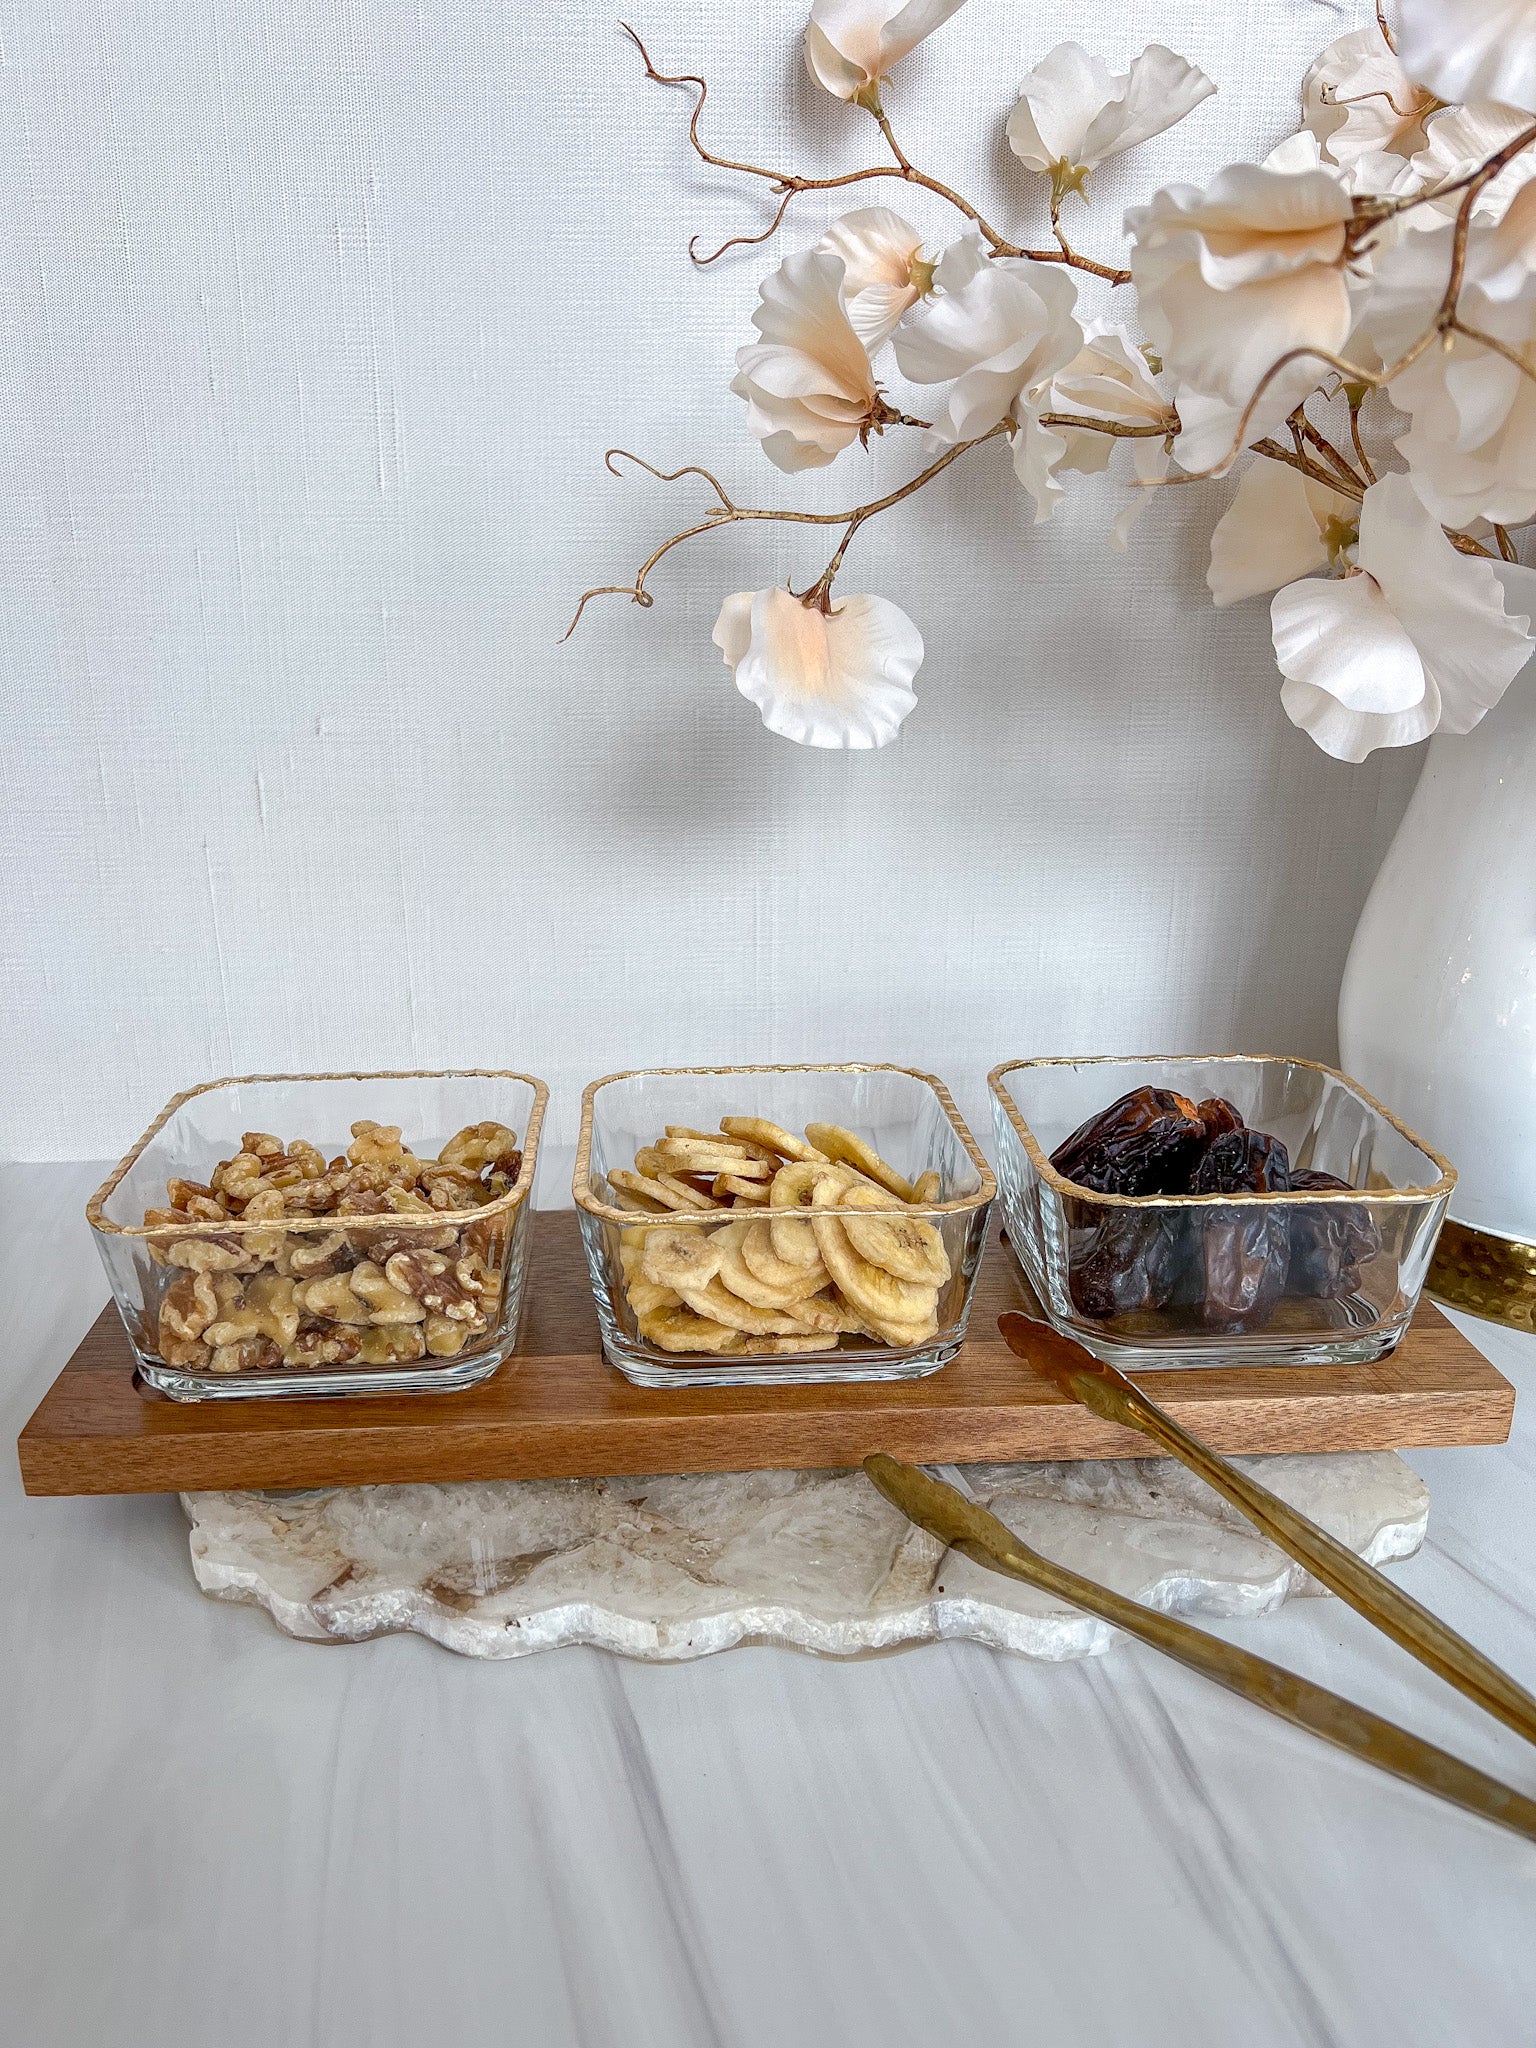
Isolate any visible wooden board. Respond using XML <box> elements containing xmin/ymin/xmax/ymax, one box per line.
<box><xmin>17</xmin><ymin>1213</ymin><xmax>1515</xmax><ymax>1497</ymax></box>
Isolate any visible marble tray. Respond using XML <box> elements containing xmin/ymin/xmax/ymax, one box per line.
<box><xmin>185</xmin><ymin>1451</ymin><xmax>1429</xmax><ymax>1661</ymax></box>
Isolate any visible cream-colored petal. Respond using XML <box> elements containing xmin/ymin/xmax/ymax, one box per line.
<box><xmin>722</xmin><ymin>587</ymin><xmax>922</xmax><ymax>749</ymax></box>
<box><xmin>1010</xmin><ymin>408</ymin><xmax>1069</xmax><ymax>522</ymax></box>
<box><xmin>711</xmin><ymin>592</ymin><xmax>755</xmax><ymax>670</ymax></box>
<box><xmin>894</xmin><ymin>251</ymin><xmax>1081</xmax><ymax>440</ymax></box>
<box><xmin>1271</xmin><ymin>571</ymin><xmax>1427</xmax><ymax>715</ymax></box>
<box><xmin>1079</xmin><ymin>44</ymin><xmax>1214</xmax><ymax>167</ymax></box>
<box><xmin>803</xmin><ymin>0</ymin><xmax>966</xmax><ymax>98</ymax></box>
<box><xmin>1303</xmin><ymin>26</ymin><xmax>1438</xmax><ymax>167</ymax></box>
<box><xmin>1362</xmin><ymin>472</ymin><xmax>1536</xmax><ymax>725</ymax></box>
<box><xmin>1005</xmin><ymin>42</ymin><xmax>1115</xmax><ymax>170</ymax></box>
<box><xmin>818</xmin><ymin>209</ymin><xmax>924</xmax><ymax>348</ymax></box>
<box><xmin>733</xmin><ymin>249</ymin><xmax>876</xmax><ymax>471</ymax></box>
<box><xmin>1412</xmin><ymin>100</ymin><xmax>1536</xmax><ymax>223</ymax></box>
<box><xmin>1397</xmin><ymin>0</ymin><xmax>1536</xmax><ymax>116</ymax></box>
<box><xmin>1207</xmin><ymin>460</ymin><xmax>1349</xmax><ymax>605</ymax></box>
<box><xmin>1278</xmin><ymin>673</ymin><xmax>1442</xmax><ymax>762</ymax></box>
<box><xmin>1136</xmin><ymin>246</ymin><xmax>1352</xmax><ymax>406</ymax></box>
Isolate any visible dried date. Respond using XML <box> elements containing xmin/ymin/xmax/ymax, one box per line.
<box><xmin>1068</xmin><ymin>1209</ymin><xmax>1185</xmax><ymax>1320</ymax></box>
<box><xmin>1190</xmin><ymin>1129</ymin><xmax>1291</xmax><ymax>1333</ymax></box>
<box><xmin>1050</xmin><ymin>1088</ymin><xmax>1207</xmax><ymax>1196</ymax></box>
<box><xmin>1286</xmin><ymin>1167</ymin><xmax>1381</xmax><ymax>1300</ymax></box>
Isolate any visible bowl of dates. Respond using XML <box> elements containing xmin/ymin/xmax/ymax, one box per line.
<box><xmin>989</xmin><ymin>1056</ymin><xmax>1455</xmax><ymax>1367</ymax></box>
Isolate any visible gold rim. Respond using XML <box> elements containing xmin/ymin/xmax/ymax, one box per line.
<box><xmin>572</xmin><ymin>1062</ymin><xmax>997</xmax><ymax>1224</ymax></box>
<box><xmin>87</xmin><ymin>1069</ymin><xmax>549</xmax><ymax>1238</ymax></box>
<box><xmin>986</xmin><ymin>1053</ymin><xmax>1457</xmax><ymax>1210</ymax></box>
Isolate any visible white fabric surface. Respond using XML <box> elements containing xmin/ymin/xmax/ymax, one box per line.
<box><xmin>0</xmin><ymin>0</ymin><xmax>1415</xmax><ymax>1163</ymax></box>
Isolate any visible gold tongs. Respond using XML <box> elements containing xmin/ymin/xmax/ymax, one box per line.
<box><xmin>861</xmin><ymin>1316</ymin><xmax>1536</xmax><ymax>1845</ymax></box>
<box><xmin>996</xmin><ymin>1312</ymin><xmax>1536</xmax><ymax>1750</ymax></box>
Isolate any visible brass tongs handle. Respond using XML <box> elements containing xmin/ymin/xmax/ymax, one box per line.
<box><xmin>863</xmin><ymin>1454</ymin><xmax>1536</xmax><ymax>1846</ymax></box>
<box><xmin>998</xmin><ymin>1312</ymin><xmax>1536</xmax><ymax>1751</ymax></box>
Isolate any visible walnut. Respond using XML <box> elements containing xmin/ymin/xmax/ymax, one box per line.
<box><xmin>424</xmin><ymin>1313</ymin><xmax>469</xmax><ymax>1357</ymax></box>
<box><xmin>211</xmin><ymin>1151</ymin><xmax>266</xmax><ymax>1206</ymax></box>
<box><xmin>166</xmin><ymin>1177</ymin><xmax>216</xmax><ymax>1211</ymax></box>
<box><xmin>282</xmin><ymin>1327</ymin><xmax>363</xmax><ymax>1368</ymax></box>
<box><xmin>286</xmin><ymin>1229</ymin><xmax>349</xmax><ymax>1279</ymax></box>
<box><xmin>292</xmin><ymin>1273</ymin><xmax>372</xmax><ymax>1325</ymax></box>
<box><xmin>441</xmin><ymin>1122</ymin><xmax>521</xmax><ymax>1177</ymax></box>
<box><xmin>160</xmin><ymin>1334</ymin><xmax>212</xmax><ymax>1369</ymax></box>
<box><xmin>167</xmin><ymin>1236</ymin><xmax>256</xmax><ymax>1274</ymax></box>
<box><xmin>383</xmin><ymin>1250</ymin><xmax>480</xmax><ymax>1320</ymax></box>
<box><xmin>159</xmin><ymin>1272</ymin><xmax>218</xmax><ymax>1344</ymax></box>
<box><xmin>357</xmin><ymin>1324</ymin><xmax>427</xmax><ymax>1365</ymax></box>
<box><xmin>286</xmin><ymin>1140</ymin><xmax>328</xmax><ymax>1181</ymax></box>
<box><xmin>349</xmin><ymin>1259</ymin><xmax>427</xmax><ymax>1325</ymax></box>
<box><xmin>347</xmin><ymin>1120</ymin><xmax>406</xmax><ymax>1167</ymax></box>
<box><xmin>209</xmin><ymin>1335</ymin><xmax>282</xmax><ymax>1374</ymax></box>
<box><xmin>205</xmin><ymin>1273</ymin><xmax>301</xmax><ymax>1351</ymax></box>
<box><xmin>241</xmin><ymin>1132</ymin><xmax>285</xmax><ymax>1161</ymax></box>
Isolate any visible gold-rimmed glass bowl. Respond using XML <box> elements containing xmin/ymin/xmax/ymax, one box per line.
<box><xmin>88</xmin><ymin>1070</ymin><xmax>547</xmax><ymax>1400</ymax></box>
<box><xmin>574</xmin><ymin>1064</ymin><xmax>996</xmax><ymax>1388</ymax></box>
<box><xmin>989</xmin><ymin>1055</ymin><xmax>1455</xmax><ymax>1368</ymax></box>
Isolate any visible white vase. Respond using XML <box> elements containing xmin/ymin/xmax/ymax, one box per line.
<box><xmin>1338</xmin><ymin>667</ymin><xmax>1536</xmax><ymax>1324</ymax></box>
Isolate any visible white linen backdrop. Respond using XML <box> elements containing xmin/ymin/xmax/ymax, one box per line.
<box><xmin>0</xmin><ymin>0</ymin><xmax>1415</xmax><ymax>1165</ymax></box>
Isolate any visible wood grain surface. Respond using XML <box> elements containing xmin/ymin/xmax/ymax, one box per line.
<box><xmin>16</xmin><ymin>1214</ymin><xmax>1515</xmax><ymax>1497</ymax></box>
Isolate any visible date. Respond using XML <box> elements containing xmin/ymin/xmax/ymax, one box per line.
<box><xmin>1050</xmin><ymin>1087</ymin><xmax>1207</xmax><ymax>1196</ymax></box>
<box><xmin>1286</xmin><ymin>1167</ymin><xmax>1382</xmax><ymax>1300</ymax></box>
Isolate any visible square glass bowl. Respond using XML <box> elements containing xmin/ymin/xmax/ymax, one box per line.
<box><xmin>573</xmin><ymin>1065</ymin><xmax>996</xmax><ymax>1387</ymax></box>
<box><xmin>88</xmin><ymin>1071</ymin><xmax>547</xmax><ymax>1400</ymax></box>
<box><xmin>989</xmin><ymin>1055</ymin><xmax>1455</xmax><ymax>1368</ymax></box>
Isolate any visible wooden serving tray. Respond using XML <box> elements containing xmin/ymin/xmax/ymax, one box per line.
<box><xmin>17</xmin><ymin>1214</ymin><xmax>1514</xmax><ymax>1497</ymax></box>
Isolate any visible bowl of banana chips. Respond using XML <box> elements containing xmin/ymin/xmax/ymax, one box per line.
<box><xmin>573</xmin><ymin>1065</ymin><xmax>995</xmax><ymax>1387</ymax></box>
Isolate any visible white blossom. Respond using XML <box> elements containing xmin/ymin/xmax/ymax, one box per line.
<box><xmin>1006</xmin><ymin>42</ymin><xmax>1213</xmax><ymax>202</ymax></box>
<box><xmin>1207</xmin><ymin>460</ymin><xmax>1359</xmax><ymax>607</ymax></box>
<box><xmin>1024</xmin><ymin>322</ymin><xmax>1177</xmax><ymax>542</ymax></box>
<box><xmin>1270</xmin><ymin>473</ymin><xmax>1536</xmax><ymax>760</ymax></box>
<box><xmin>1369</xmin><ymin>181</ymin><xmax>1536</xmax><ymax>527</ymax></box>
<box><xmin>713</xmin><ymin>587</ymin><xmax>923</xmax><ymax>748</ymax></box>
<box><xmin>804</xmin><ymin>0</ymin><xmax>967</xmax><ymax>103</ymax></box>
<box><xmin>1301</xmin><ymin>26</ymin><xmax>1441</xmax><ymax>170</ymax></box>
<box><xmin>731</xmin><ymin>249</ymin><xmax>879</xmax><ymax>472</ymax></box>
<box><xmin>1412</xmin><ymin>99</ymin><xmax>1536</xmax><ymax>222</ymax></box>
<box><xmin>817</xmin><ymin>209</ymin><xmax>930</xmax><ymax>349</ymax></box>
<box><xmin>1127</xmin><ymin>164</ymin><xmax>1355</xmax><ymax>410</ymax></box>
<box><xmin>1396</xmin><ymin>0</ymin><xmax>1536</xmax><ymax>117</ymax></box>
<box><xmin>892</xmin><ymin>232</ymin><xmax>1082</xmax><ymax>445</ymax></box>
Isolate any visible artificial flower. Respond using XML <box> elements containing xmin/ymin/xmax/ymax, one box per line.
<box><xmin>803</xmin><ymin>0</ymin><xmax>966</xmax><ymax>105</ymax></box>
<box><xmin>817</xmin><ymin>208</ymin><xmax>931</xmax><ymax>349</ymax></box>
<box><xmin>1127</xmin><ymin>164</ymin><xmax>1356</xmax><ymax>409</ymax></box>
<box><xmin>1270</xmin><ymin>473</ymin><xmax>1536</xmax><ymax>760</ymax></box>
<box><xmin>1396</xmin><ymin>0</ymin><xmax>1536</xmax><ymax>117</ymax></box>
<box><xmin>1368</xmin><ymin>180</ymin><xmax>1536</xmax><ymax>527</ymax></box>
<box><xmin>1412</xmin><ymin>99</ymin><xmax>1536</xmax><ymax>221</ymax></box>
<box><xmin>1301</xmin><ymin>26</ymin><xmax>1441</xmax><ymax>170</ymax></box>
<box><xmin>731</xmin><ymin>249</ymin><xmax>879</xmax><ymax>472</ymax></box>
<box><xmin>1207</xmin><ymin>460</ymin><xmax>1358</xmax><ymax>606</ymax></box>
<box><xmin>1005</xmin><ymin>42</ymin><xmax>1214</xmax><ymax>204</ymax></box>
<box><xmin>1026</xmin><ymin>322</ymin><xmax>1178</xmax><ymax>542</ymax></box>
<box><xmin>892</xmin><ymin>231</ymin><xmax>1081</xmax><ymax>443</ymax></box>
<box><xmin>712</xmin><ymin>586</ymin><xmax>923</xmax><ymax>748</ymax></box>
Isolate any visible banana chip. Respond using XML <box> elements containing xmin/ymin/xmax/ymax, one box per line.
<box><xmin>803</xmin><ymin>1124</ymin><xmax>915</xmax><ymax>1203</ymax></box>
<box><xmin>610</xmin><ymin>1110</ymin><xmax>951</xmax><ymax>1360</ymax></box>
<box><xmin>838</xmin><ymin>1183</ymin><xmax>951</xmax><ymax>1286</ymax></box>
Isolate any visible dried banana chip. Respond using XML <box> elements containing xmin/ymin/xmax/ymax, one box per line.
<box><xmin>719</xmin><ymin>1117</ymin><xmax>826</xmax><ymax>1164</ymax></box>
<box><xmin>639</xmin><ymin>1226</ymin><xmax>724</xmax><ymax>1291</ymax></box>
<box><xmin>908</xmin><ymin>1170</ymin><xmax>942</xmax><ymax>1206</ymax></box>
<box><xmin>803</xmin><ymin>1123</ymin><xmax>915</xmax><ymax>1203</ymax></box>
<box><xmin>714</xmin><ymin>1173</ymin><xmax>769</xmax><ymax>1203</ymax></box>
<box><xmin>637</xmin><ymin>1304</ymin><xmax>744</xmax><ymax>1353</ymax></box>
<box><xmin>675</xmin><ymin>1276</ymin><xmax>820</xmax><ymax>1337</ymax></box>
<box><xmin>810</xmin><ymin>1181</ymin><xmax>938</xmax><ymax>1324</ymax></box>
<box><xmin>768</xmin><ymin>1160</ymin><xmax>849</xmax><ymax>1268</ymax></box>
<box><xmin>715</xmin><ymin>1221</ymin><xmax>833</xmax><ymax>1310</ymax></box>
<box><xmin>608</xmin><ymin>1168</ymin><xmax>711</xmax><ymax>1214</ymax></box>
<box><xmin>838</xmin><ymin>1183</ymin><xmax>951</xmax><ymax>1286</ymax></box>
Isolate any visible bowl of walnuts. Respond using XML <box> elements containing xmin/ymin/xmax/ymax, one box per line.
<box><xmin>573</xmin><ymin>1064</ymin><xmax>995</xmax><ymax>1387</ymax></box>
<box><xmin>88</xmin><ymin>1070</ymin><xmax>546</xmax><ymax>1399</ymax></box>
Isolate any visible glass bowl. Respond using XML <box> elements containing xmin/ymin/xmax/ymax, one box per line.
<box><xmin>88</xmin><ymin>1070</ymin><xmax>547</xmax><ymax>1400</ymax></box>
<box><xmin>573</xmin><ymin>1064</ymin><xmax>996</xmax><ymax>1387</ymax></box>
<box><xmin>989</xmin><ymin>1055</ymin><xmax>1455</xmax><ymax>1368</ymax></box>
